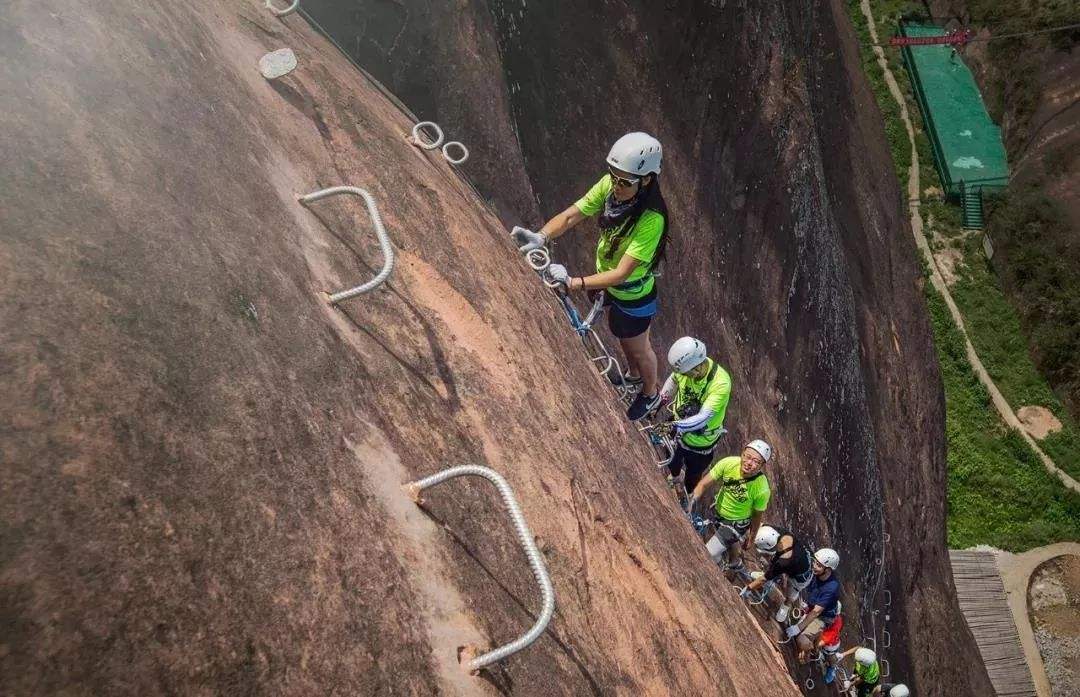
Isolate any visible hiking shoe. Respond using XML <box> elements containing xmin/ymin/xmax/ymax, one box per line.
<box><xmin>607</xmin><ymin>368</ymin><xmax>643</xmax><ymax>388</ymax></box>
<box><xmin>774</xmin><ymin>605</ymin><xmax>790</xmax><ymax>623</ymax></box>
<box><xmin>824</xmin><ymin>666</ymin><xmax>836</xmax><ymax>685</ymax></box>
<box><xmin>627</xmin><ymin>391</ymin><xmax>660</xmax><ymax>421</ymax></box>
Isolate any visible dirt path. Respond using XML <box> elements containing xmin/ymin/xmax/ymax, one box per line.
<box><xmin>997</xmin><ymin>543</ymin><xmax>1080</xmax><ymax>697</ymax></box>
<box><xmin>857</xmin><ymin>0</ymin><xmax>1080</xmax><ymax>495</ymax></box>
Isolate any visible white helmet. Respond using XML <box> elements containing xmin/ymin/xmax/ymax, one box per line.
<box><xmin>854</xmin><ymin>647</ymin><xmax>877</xmax><ymax>666</ymax></box>
<box><xmin>667</xmin><ymin>337</ymin><xmax>706</xmax><ymax>373</ymax></box>
<box><xmin>606</xmin><ymin>132</ymin><xmax>662</xmax><ymax>175</ymax></box>
<box><xmin>814</xmin><ymin>548</ymin><xmax>840</xmax><ymax>570</ymax></box>
<box><xmin>754</xmin><ymin>525</ymin><xmax>781</xmax><ymax>554</ymax></box>
<box><xmin>888</xmin><ymin>686</ymin><xmax>910</xmax><ymax>697</ymax></box>
<box><xmin>745</xmin><ymin>439</ymin><xmax>772</xmax><ymax>463</ymax></box>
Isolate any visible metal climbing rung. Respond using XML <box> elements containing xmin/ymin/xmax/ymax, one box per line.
<box><xmin>883</xmin><ymin>589</ymin><xmax>892</xmax><ymax>607</ymax></box>
<box><xmin>265</xmin><ymin>0</ymin><xmax>299</xmax><ymax>17</ymax></box>
<box><xmin>298</xmin><ymin>186</ymin><xmax>394</xmax><ymax>303</ymax></box>
<box><xmin>882</xmin><ymin>629</ymin><xmax>891</xmax><ymax>648</ymax></box>
<box><xmin>403</xmin><ymin>465</ymin><xmax>555</xmax><ymax>671</ymax></box>
<box><xmin>581</xmin><ymin>293</ymin><xmax>605</xmax><ymax>329</ymax></box>
<box><xmin>881</xmin><ymin>659</ymin><xmax>890</xmax><ymax>678</ymax></box>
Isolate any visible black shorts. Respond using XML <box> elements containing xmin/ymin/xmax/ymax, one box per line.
<box><xmin>602</xmin><ymin>288</ymin><xmax>656</xmax><ymax>339</ymax></box>
<box><xmin>667</xmin><ymin>445</ymin><xmax>715</xmax><ymax>491</ymax></box>
<box><xmin>856</xmin><ymin>682</ymin><xmax>879</xmax><ymax>697</ymax></box>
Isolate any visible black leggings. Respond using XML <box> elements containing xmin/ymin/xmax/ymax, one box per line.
<box><xmin>667</xmin><ymin>445</ymin><xmax>715</xmax><ymax>491</ymax></box>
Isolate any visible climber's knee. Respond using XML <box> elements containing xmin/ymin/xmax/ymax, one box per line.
<box><xmin>706</xmin><ymin>534</ymin><xmax>728</xmax><ymax>564</ymax></box>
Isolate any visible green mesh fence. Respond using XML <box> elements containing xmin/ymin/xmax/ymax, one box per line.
<box><xmin>899</xmin><ymin>22</ymin><xmax>1010</xmax><ymax>197</ymax></box>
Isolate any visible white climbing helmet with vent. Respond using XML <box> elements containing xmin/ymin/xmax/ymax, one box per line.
<box><xmin>888</xmin><ymin>686</ymin><xmax>910</xmax><ymax>697</ymax></box>
<box><xmin>668</xmin><ymin>336</ymin><xmax>707</xmax><ymax>373</ymax></box>
<box><xmin>754</xmin><ymin>525</ymin><xmax>781</xmax><ymax>554</ymax></box>
<box><xmin>606</xmin><ymin>132</ymin><xmax>662</xmax><ymax>176</ymax></box>
<box><xmin>814</xmin><ymin>548</ymin><xmax>840</xmax><ymax>570</ymax></box>
<box><xmin>854</xmin><ymin>647</ymin><xmax>877</xmax><ymax>666</ymax></box>
<box><xmin>745</xmin><ymin>439</ymin><xmax>772</xmax><ymax>463</ymax></box>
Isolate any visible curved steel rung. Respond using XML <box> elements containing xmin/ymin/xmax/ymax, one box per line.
<box><xmin>581</xmin><ymin>292</ymin><xmax>605</xmax><ymax>329</ymax></box>
<box><xmin>881</xmin><ymin>659</ymin><xmax>890</xmax><ymax>678</ymax></box>
<box><xmin>299</xmin><ymin>186</ymin><xmax>394</xmax><ymax>303</ymax></box>
<box><xmin>882</xmin><ymin>629</ymin><xmax>891</xmax><ymax>648</ymax></box>
<box><xmin>403</xmin><ymin>465</ymin><xmax>554</xmax><ymax>671</ymax></box>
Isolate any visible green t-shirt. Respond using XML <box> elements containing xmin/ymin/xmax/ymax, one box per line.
<box><xmin>856</xmin><ymin>661</ymin><xmax>881</xmax><ymax>685</ymax></box>
<box><xmin>708</xmin><ymin>456</ymin><xmax>770</xmax><ymax>521</ymax></box>
<box><xmin>573</xmin><ymin>174</ymin><xmax>665</xmax><ymax>301</ymax></box>
<box><xmin>671</xmin><ymin>358</ymin><xmax>732</xmax><ymax>450</ymax></box>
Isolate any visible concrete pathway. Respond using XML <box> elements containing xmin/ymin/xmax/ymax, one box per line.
<box><xmin>858</xmin><ymin>0</ymin><xmax>1080</xmax><ymax>495</ymax></box>
<box><xmin>996</xmin><ymin>543</ymin><xmax>1080</xmax><ymax>697</ymax></box>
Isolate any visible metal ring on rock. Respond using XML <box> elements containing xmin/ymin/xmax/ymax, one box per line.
<box><xmin>442</xmin><ymin>141</ymin><xmax>469</xmax><ymax>165</ymax></box>
<box><xmin>411</xmin><ymin>121</ymin><xmax>444</xmax><ymax>150</ymax></box>
<box><xmin>526</xmin><ymin>247</ymin><xmax>550</xmax><ymax>271</ymax></box>
<box><xmin>805</xmin><ymin>678</ymin><xmax>815</xmax><ymax>690</ymax></box>
<box><xmin>265</xmin><ymin>0</ymin><xmax>299</xmax><ymax>17</ymax></box>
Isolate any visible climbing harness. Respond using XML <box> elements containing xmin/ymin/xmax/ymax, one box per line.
<box><xmin>403</xmin><ymin>465</ymin><xmax>554</xmax><ymax>672</ymax></box>
<box><xmin>298</xmin><ymin>186</ymin><xmax>394</xmax><ymax>303</ymax></box>
<box><xmin>265</xmin><ymin>0</ymin><xmax>299</xmax><ymax>18</ymax></box>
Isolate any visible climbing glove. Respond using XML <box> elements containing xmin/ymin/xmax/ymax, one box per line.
<box><xmin>784</xmin><ymin>624</ymin><xmax>802</xmax><ymax>639</ymax></box>
<box><xmin>511</xmin><ymin>226</ymin><xmax>547</xmax><ymax>253</ymax></box>
<box><xmin>545</xmin><ymin>263</ymin><xmax>571</xmax><ymax>288</ymax></box>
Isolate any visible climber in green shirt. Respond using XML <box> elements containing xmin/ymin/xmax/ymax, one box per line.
<box><xmin>840</xmin><ymin>647</ymin><xmax>881</xmax><ymax>697</ymax></box>
<box><xmin>687</xmin><ymin>440</ymin><xmax>772</xmax><ymax>575</ymax></box>
<box><xmin>656</xmin><ymin>336</ymin><xmax>733</xmax><ymax>491</ymax></box>
<box><xmin>510</xmin><ymin>132</ymin><xmax>669</xmax><ymax>421</ymax></box>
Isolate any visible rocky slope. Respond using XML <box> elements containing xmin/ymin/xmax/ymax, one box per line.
<box><xmin>303</xmin><ymin>0</ymin><xmax>996</xmax><ymax>693</ymax></box>
<box><xmin>0</xmin><ymin>0</ymin><xmax>990</xmax><ymax>695</ymax></box>
<box><xmin>0</xmin><ymin>1</ymin><xmax>798</xmax><ymax>694</ymax></box>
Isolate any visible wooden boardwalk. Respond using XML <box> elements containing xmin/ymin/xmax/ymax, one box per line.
<box><xmin>950</xmin><ymin>550</ymin><xmax>1037</xmax><ymax>697</ymax></box>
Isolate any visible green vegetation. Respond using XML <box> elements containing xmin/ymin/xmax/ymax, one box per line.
<box><xmin>947</xmin><ymin>231</ymin><xmax>1080</xmax><ymax>481</ymax></box>
<box><xmin>961</xmin><ymin>0</ymin><xmax>1080</xmax><ymax>141</ymax></box>
<box><xmin>928</xmin><ymin>287</ymin><xmax>1080</xmax><ymax>549</ymax></box>
<box><xmin>845</xmin><ymin>0</ymin><xmax>914</xmax><ymax>183</ymax></box>
<box><xmin>848</xmin><ymin>0</ymin><xmax>1080</xmax><ymax>549</ymax></box>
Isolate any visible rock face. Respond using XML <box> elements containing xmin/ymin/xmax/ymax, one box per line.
<box><xmin>0</xmin><ymin>1</ymin><xmax>793</xmax><ymax>695</ymax></box>
<box><xmin>301</xmin><ymin>0</ymin><xmax>995</xmax><ymax>694</ymax></box>
<box><xmin>0</xmin><ymin>2</ymin><xmax>990</xmax><ymax>697</ymax></box>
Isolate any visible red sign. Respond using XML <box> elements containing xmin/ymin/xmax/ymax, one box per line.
<box><xmin>889</xmin><ymin>29</ymin><xmax>974</xmax><ymax>47</ymax></box>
